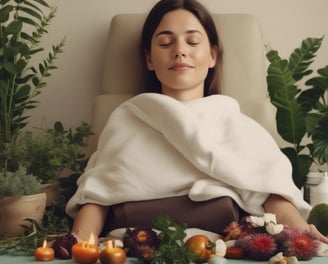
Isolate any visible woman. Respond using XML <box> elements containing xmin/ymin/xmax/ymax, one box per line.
<box><xmin>66</xmin><ymin>0</ymin><xmax>328</xmax><ymax>243</ymax></box>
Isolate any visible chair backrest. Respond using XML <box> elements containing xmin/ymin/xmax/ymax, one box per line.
<box><xmin>88</xmin><ymin>13</ymin><xmax>280</xmax><ymax>153</ymax></box>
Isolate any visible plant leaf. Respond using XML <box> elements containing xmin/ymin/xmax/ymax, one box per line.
<box><xmin>0</xmin><ymin>5</ymin><xmax>13</xmax><ymax>23</ymax></box>
<box><xmin>31</xmin><ymin>0</ymin><xmax>50</xmax><ymax>8</ymax></box>
<box><xmin>5</xmin><ymin>20</ymin><xmax>23</xmax><ymax>34</ymax></box>
<box><xmin>281</xmin><ymin>147</ymin><xmax>312</xmax><ymax>189</ymax></box>
<box><xmin>312</xmin><ymin>118</ymin><xmax>328</xmax><ymax>165</ymax></box>
<box><xmin>3</xmin><ymin>61</ymin><xmax>17</xmax><ymax>74</ymax></box>
<box><xmin>17</xmin><ymin>16</ymin><xmax>38</xmax><ymax>26</ymax></box>
<box><xmin>289</xmin><ymin>37</ymin><xmax>323</xmax><ymax>81</ymax></box>
<box><xmin>18</xmin><ymin>6</ymin><xmax>42</xmax><ymax>21</ymax></box>
<box><xmin>15</xmin><ymin>84</ymin><xmax>31</xmax><ymax>99</ymax></box>
<box><xmin>266</xmin><ymin>57</ymin><xmax>306</xmax><ymax>144</ymax></box>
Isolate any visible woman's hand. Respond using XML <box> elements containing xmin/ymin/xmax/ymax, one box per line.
<box><xmin>263</xmin><ymin>194</ymin><xmax>328</xmax><ymax>243</ymax></box>
<box><xmin>309</xmin><ymin>224</ymin><xmax>328</xmax><ymax>243</ymax></box>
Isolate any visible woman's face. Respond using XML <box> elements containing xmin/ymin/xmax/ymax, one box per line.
<box><xmin>146</xmin><ymin>9</ymin><xmax>217</xmax><ymax>101</ymax></box>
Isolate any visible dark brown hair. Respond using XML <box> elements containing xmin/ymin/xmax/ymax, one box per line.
<box><xmin>141</xmin><ymin>0</ymin><xmax>222</xmax><ymax>96</ymax></box>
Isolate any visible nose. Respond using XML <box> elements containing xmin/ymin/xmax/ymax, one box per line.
<box><xmin>174</xmin><ymin>50</ymin><xmax>186</xmax><ymax>59</ymax></box>
<box><xmin>173</xmin><ymin>41</ymin><xmax>186</xmax><ymax>59</ymax></box>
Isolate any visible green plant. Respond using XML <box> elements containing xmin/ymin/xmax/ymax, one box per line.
<box><xmin>0</xmin><ymin>218</ymin><xmax>64</xmax><ymax>255</ymax></box>
<box><xmin>266</xmin><ymin>37</ymin><xmax>328</xmax><ymax>188</ymax></box>
<box><xmin>0</xmin><ymin>165</ymin><xmax>40</xmax><ymax>197</ymax></box>
<box><xmin>3</xmin><ymin>121</ymin><xmax>92</xmax><ymax>183</ymax></box>
<box><xmin>0</xmin><ymin>0</ymin><xmax>65</xmax><ymax>163</ymax></box>
<box><xmin>150</xmin><ymin>216</ymin><xmax>195</xmax><ymax>264</ymax></box>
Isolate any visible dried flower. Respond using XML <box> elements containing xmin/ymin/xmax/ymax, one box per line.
<box><xmin>123</xmin><ymin>226</ymin><xmax>160</xmax><ymax>261</ymax></box>
<box><xmin>238</xmin><ymin>233</ymin><xmax>277</xmax><ymax>260</ymax></box>
<box><xmin>223</xmin><ymin>221</ymin><xmax>242</xmax><ymax>241</ymax></box>
<box><xmin>283</xmin><ymin>231</ymin><xmax>319</xmax><ymax>260</ymax></box>
<box><xmin>52</xmin><ymin>233</ymin><xmax>77</xmax><ymax>259</ymax></box>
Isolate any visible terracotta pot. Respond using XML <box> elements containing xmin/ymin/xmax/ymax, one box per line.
<box><xmin>41</xmin><ymin>183</ymin><xmax>61</xmax><ymax>207</ymax></box>
<box><xmin>0</xmin><ymin>192</ymin><xmax>47</xmax><ymax>238</ymax></box>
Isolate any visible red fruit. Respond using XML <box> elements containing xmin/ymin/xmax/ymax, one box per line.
<box><xmin>225</xmin><ymin>247</ymin><xmax>244</xmax><ymax>259</ymax></box>
<box><xmin>185</xmin><ymin>235</ymin><xmax>214</xmax><ymax>263</ymax></box>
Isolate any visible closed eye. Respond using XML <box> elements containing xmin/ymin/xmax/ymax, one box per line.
<box><xmin>188</xmin><ymin>41</ymin><xmax>200</xmax><ymax>46</ymax></box>
<box><xmin>159</xmin><ymin>42</ymin><xmax>172</xmax><ymax>47</ymax></box>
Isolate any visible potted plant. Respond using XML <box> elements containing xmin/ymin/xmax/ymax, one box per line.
<box><xmin>0</xmin><ymin>166</ymin><xmax>46</xmax><ymax>238</ymax></box>
<box><xmin>4</xmin><ymin>121</ymin><xmax>92</xmax><ymax>206</ymax></box>
<box><xmin>0</xmin><ymin>0</ymin><xmax>67</xmax><ymax>236</ymax></box>
<box><xmin>0</xmin><ymin>0</ymin><xmax>65</xmax><ymax>168</ymax></box>
<box><xmin>266</xmin><ymin>37</ymin><xmax>328</xmax><ymax>189</ymax></box>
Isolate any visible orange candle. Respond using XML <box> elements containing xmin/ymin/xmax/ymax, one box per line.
<box><xmin>72</xmin><ymin>233</ymin><xmax>99</xmax><ymax>264</ymax></box>
<box><xmin>35</xmin><ymin>240</ymin><xmax>55</xmax><ymax>261</ymax></box>
<box><xmin>99</xmin><ymin>240</ymin><xmax>126</xmax><ymax>264</ymax></box>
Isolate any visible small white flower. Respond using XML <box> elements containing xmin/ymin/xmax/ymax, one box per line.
<box><xmin>266</xmin><ymin>222</ymin><xmax>284</xmax><ymax>235</ymax></box>
<box><xmin>268</xmin><ymin>252</ymin><xmax>287</xmax><ymax>264</ymax></box>
<box><xmin>248</xmin><ymin>215</ymin><xmax>265</xmax><ymax>227</ymax></box>
<box><xmin>263</xmin><ymin>213</ymin><xmax>277</xmax><ymax>224</ymax></box>
<box><xmin>208</xmin><ymin>255</ymin><xmax>227</xmax><ymax>264</ymax></box>
<box><xmin>287</xmin><ymin>256</ymin><xmax>298</xmax><ymax>264</ymax></box>
<box><xmin>215</xmin><ymin>239</ymin><xmax>227</xmax><ymax>257</ymax></box>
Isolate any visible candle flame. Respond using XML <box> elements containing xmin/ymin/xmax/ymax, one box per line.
<box><xmin>42</xmin><ymin>239</ymin><xmax>47</xmax><ymax>248</ymax></box>
<box><xmin>88</xmin><ymin>233</ymin><xmax>96</xmax><ymax>245</ymax></box>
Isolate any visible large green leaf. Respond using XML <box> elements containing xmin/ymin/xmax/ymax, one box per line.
<box><xmin>267</xmin><ymin>57</ymin><xmax>306</xmax><ymax>144</ymax></box>
<box><xmin>312</xmin><ymin>118</ymin><xmax>328</xmax><ymax>165</ymax></box>
<box><xmin>306</xmin><ymin>113</ymin><xmax>322</xmax><ymax>135</ymax></box>
<box><xmin>282</xmin><ymin>147</ymin><xmax>312</xmax><ymax>189</ymax></box>
<box><xmin>298</xmin><ymin>86</ymin><xmax>323</xmax><ymax>114</ymax></box>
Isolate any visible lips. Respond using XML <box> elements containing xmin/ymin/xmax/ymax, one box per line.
<box><xmin>169</xmin><ymin>63</ymin><xmax>193</xmax><ymax>70</ymax></box>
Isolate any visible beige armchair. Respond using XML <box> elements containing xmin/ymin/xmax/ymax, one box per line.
<box><xmin>88</xmin><ymin>13</ymin><xmax>279</xmax><ymax>154</ymax></box>
<box><xmin>87</xmin><ymin>13</ymin><xmax>280</xmax><ymax>233</ymax></box>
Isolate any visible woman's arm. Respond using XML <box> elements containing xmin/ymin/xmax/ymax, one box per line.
<box><xmin>264</xmin><ymin>194</ymin><xmax>328</xmax><ymax>243</ymax></box>
<box><xmin>71</xmin><ymin>203</ymin><xmax>108</xmax><ymax>242</ymax></box>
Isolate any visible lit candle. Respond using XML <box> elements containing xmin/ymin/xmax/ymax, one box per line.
<box><xmin>99</xmin><ymin>240</ymin><xmax>126</xmax><ymax>264</ymax></box>
<box><xmin>72</xmin><ymin>233</ymin><xmax>99</xmax><ymax>264</ymax></box>
<box><xmin>35</xmin><ymin>240</ymin><xmax>55</xmax><ymax>261</ymax></box>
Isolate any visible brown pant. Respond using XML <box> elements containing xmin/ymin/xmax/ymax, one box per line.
<box><xmin>102</xmin><ymin>195</ymin><xmax>245</xmax><ymax>235</ymax></box>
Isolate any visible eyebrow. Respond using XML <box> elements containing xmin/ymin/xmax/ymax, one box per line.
<box><xmin>154</xmin><ymin>29</ymin><xmax>203</xmax><ymax>38</ymax></box>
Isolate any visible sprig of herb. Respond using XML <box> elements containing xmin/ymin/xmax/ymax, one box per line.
<box><xmin>0</xmin><ymin>218</ymin><xmax>63</xmax><ymax>256</ymax></box>
<box><xmin>150</xmin><ymin>216</ymin><xmax>195</xmax><ymax>264</ymax></box>
<box><xmin>0</xmin><ymin>204</ymin><xmax>72</xmax><ymax>256</ymax></box>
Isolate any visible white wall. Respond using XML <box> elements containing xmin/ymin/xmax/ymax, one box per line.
<box><xmin>27</xmin><ymin>0</ymin><xmax>328</xmax><ymax>130</ymax></box>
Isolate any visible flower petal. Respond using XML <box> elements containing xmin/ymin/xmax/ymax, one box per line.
<box><xmin>249</xmin><ymin>216</ymin><xmax>265</xmax><ymax>226</ymax></box>
<box><xmin>263</xmin><ymin>213</ymin><xmax>277</xmax><ymax>224</ymax></box>
<box><xmin>266</xmin><ymin>223</ymin><xmax>284</xmax><ymax>235</ymax></box>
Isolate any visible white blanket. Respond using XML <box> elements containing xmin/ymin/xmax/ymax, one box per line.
<box><xmin>66</xmin><ymin>93</ymin><xmax>311</xmax><ymax>218</ymax></box>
